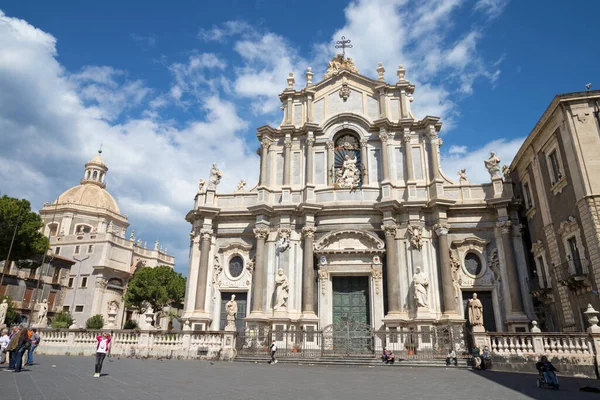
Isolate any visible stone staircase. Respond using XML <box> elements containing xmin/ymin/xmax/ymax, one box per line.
<box><xmin>234</xmin><ymin>355</ymin><xmax>471</xmax><ymax>369</ymax></box>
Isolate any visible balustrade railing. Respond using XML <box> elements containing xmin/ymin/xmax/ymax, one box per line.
<box><xmin>489</xmin><ymin>332</ymin><xmax>592</xmax><ymax>356</ymax></box>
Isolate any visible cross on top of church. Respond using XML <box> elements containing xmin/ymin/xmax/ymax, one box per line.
<box><xmin>335</xmin><ymin>36</ymin><xmax>353</xmax><ymax>57</ymax></box>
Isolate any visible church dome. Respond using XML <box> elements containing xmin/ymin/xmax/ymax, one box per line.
<box><xmin>55</xmin><ymin>184</ymin><xmax>121</xmax><ymax>214</ymax></box>
<box><xmin>54</xmin><ymin>150</ymin><xmax>121</xmax><ymax>214</ymax></box>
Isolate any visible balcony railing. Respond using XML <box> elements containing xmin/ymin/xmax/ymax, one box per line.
<box><xmin>555</xmin><ymin>258</ymin><xmax>590</xmax><ymax>290</ymax></box>
<box><xmin>529</xmin><ymin>277</ymin><xmax>553</xmax><ymax>300</ymax></box>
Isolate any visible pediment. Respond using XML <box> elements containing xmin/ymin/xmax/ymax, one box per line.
<box><xmin>313</xmin><ymin>71</ymin><xmax>381</xmax><ymax>100</ymax></box>
<box><xmin>314</xmin><ymin>229</ymin><xmax>385</xmax><ymax>254</ymax></box>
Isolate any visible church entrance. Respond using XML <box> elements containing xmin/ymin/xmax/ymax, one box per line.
<box><xmin>220</xmin><ymin>292</ymin><xmax>247</xmax><ymax>332</ymax></box>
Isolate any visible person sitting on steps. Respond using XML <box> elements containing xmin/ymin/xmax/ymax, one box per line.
<box><xmin>446</xmin><ymin>348</ymin><xmax>457</xmax><ymax>366</ymax></box>
<box><xmin>385</xmin><ymin>351</ymin><xmax>395</xmax><ymax>365</ymax></box>
<box><xmin>381</xmin><ymin>348</ymin><xmax>389</xmax><ymax>363</ymax></box>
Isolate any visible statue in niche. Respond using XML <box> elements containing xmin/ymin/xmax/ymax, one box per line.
<box><xmin>274</xmin><ymin>268</ymin><xmax>289</xmax><ymax>310</ymax></box>
<box><xmin>107</xmin><ymin>300</ymin><xmax>119</xmax><ymax>315</ymax></box>
<box><xmin>484</xmin><ymin>152</ymin><xmax>502</xmax><ymax>179</ymax></box>
<box><xmin>412</xmin><ymin>267</ymin><xmax>429</xmax><ymax>308</ymax></box>
<box><xmin>207</xmin><ymin>163</ymin><xmax>222</xmax><ymax>190</ymax></box>
<box><xmin>449</xmin><ymin>251</ymin><xmax>462</xmax><ymax>306</ymax></box>
<box><xmin>336</xmin><ymin>154</ymin><xmax>360</xmax><ymax>188</ymax></box>
<box><xmin>225</xmin><ymin>295</ymin><xmax>237</xmax><ymax>330</ymax></box>
<box><xmin>468</xmin><ymin>293</ymin><xmax>484</xmax><ymax>327</ymax></box>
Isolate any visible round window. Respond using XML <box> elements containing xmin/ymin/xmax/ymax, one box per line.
<box><xmin>464</xmin><ymin>253</ymin><xmax>483</xmax><ymax>276</ymax></box>
<box><xmin>229</xmin><ymin>256</ymin><xmax>244</xmax><ymax>278</ymax></box>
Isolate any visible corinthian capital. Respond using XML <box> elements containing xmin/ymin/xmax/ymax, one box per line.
<box><xmin>306</xmin><ymin>137</ymin><xmax>315</xmax><ymax>147</ymax></box>
<box><xmin>360</xmin><ymin>139</ymin><xmax>369</xmax><ymax>148</ymax></box>
<box><xmin>261</xmin><ymin>139</ymin><xmax>272</xmax><ymax>149</ymax></box>
<box><xmin>302</xmin><ymin>226</ymin><xmax>317</xmax><ymax>239</ymax></box>
<box><xmin>284</xmin><ymin>139</ymin><xmax>292</xmax><ymax>149</ymax></box>
<box><xmin>253</xmin><ymin>227</ymin><xmax>270</xmax><ymax>240</ymax></box>
<box><xmin>496</xmin><ymin>220</ymin><xmax>512</xmax><ymax>234</ymax></box>
<box><xmin>383</xmin><ymin>223</ymin><xmax>397</xmax><ymax>237</ymax></box>
<box><xmin>434</xmin><ymin>223</ymin><xmax>449</xmax><ymax>236</ymax></box>
<box><xmin>326</xmin><ymin>140</ymin><xmax>334</xmax><ymax>150</ymax></box>
<box><xmin>403</xmin><ymin>132</ymin><xmax>412</xmax><ymax>143</ymax></box>
<box><xmin>200</xmin><ymin>229</ymin><xmax>213</xmax><ymax>240</ymax></box>
<box><xmin>379</xmin><ymin>131</ymin><xmax>389</xmax><ymax>143</ymax></box>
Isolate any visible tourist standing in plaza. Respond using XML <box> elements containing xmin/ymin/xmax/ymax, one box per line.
<box><xmin>0</xmin><ymin>328</ymin><xmax>9</xmax><ymax>364</ymax></box>
<box><xmin>26</xmin><ymin>328</ymin><xmax>41</xmax><ymax>366</ymax></box>
<box><xmin>6</xmin><ymin>325</ymin><xmax>30</xmax><ymax>372</ymax></box>
<box><xmin>94</xmin><ymin>332</ymin><xmax>111</xmax><ymax>377</ymax></box>
<box><xmin>269</xmin><ymin>340</ymin><xmax>277</xmax><ymax>364</ymax></box>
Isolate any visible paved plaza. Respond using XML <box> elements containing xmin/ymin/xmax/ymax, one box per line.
<box><xmin>1</xmin><ymin>355</ymin><xmax>599</xmax><ymax>400</ymax></box>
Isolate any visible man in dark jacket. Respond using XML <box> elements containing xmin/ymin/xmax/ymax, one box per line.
<box><xmin>6</xmin><ymin>326</ymin><xmax>29</xmax><ymax>372</ymax></box>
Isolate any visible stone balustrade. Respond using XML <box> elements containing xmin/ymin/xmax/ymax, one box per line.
<box><xmin>36</xmin><ymin>329</ymin><xmax>235</xmax><ymax>360</ymax></box>
<box><xmin>489</xmin><ymin>333</ymin><xmax>592</xmax><ymax>356</ymax></box>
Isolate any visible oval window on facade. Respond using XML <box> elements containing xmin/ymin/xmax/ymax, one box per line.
<box><xmin>464</xmin><ymin>253</ymin><xmax>483</xmax><ymax>276</ymax></box>
<box><xmin>229</xmin><ymin>256</ymin><xmax>244</xmax><ymax>278</ymax></box>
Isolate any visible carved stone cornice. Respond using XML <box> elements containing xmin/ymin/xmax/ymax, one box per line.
<box><xmin>496</xmin><ymin>220</ymin><xmax>512</xmax><ymax>235</ymax></box>
<box><xmin>434</xmin><ymin>223</ymin><xmax>449</xmax><ymax>237</ymax></box>
<box><xmin>531</xmin><ymin>240</ymin><xmax>545</xmax><ymax>257</ymax></box>
<box><xmin>558</xmin><ymin>216</ymin><xmax>579</xmax><ymax>238</ymax></box>
<box><xmin>302</xmin><ymin>226</ymin><xmax>317</xmax><ymax>239</ymax></box>
<box><xmin>253</xmin><ymin>227</ymin><xmax>270</xmax><ymax>240</ymax></box>
<box><xmin>326</xmin><ymin>140</ymin><xmax>334</xmax><ymax>150</ymax></box>
<box><xmin>200</xmin><ymin>229</ymin><xmax>213</xmax><ymax>240</ymax></box>
<box><xmin>383</xmin><ymin>223</ymin><xmax>397</xmax><ymax>238</ymax></box>
<box><xmin>95</xmin><ymin>278</ymin><xmax>108</xmax><ymax>289</ymax></box>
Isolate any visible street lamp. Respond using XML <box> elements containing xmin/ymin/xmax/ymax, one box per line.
<box><xmin>1</xmin><ymin>206</ymin><xmax>23</xmax><ymax>288</ymax></box>
<box><xmin>70</xmin><ymin>255</ymin><xmax>90</xmax><ymax>312</ymax></box>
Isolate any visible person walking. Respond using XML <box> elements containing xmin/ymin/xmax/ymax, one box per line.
<box><xmin>268</xmin><ymin>339</ymin><xmax>277</xmax><ymax>364</ymax></box>
<box><xmin>26</xmin><ymin>328</ymin><xmax>41</xmax><ymax>366</ymax></box>
<box><xmin>94</xmin><ymin>332</ymin><xmax>111</xmax><ymax>377</ymax></box>
<box><xmin>0</xmin><ymin>328</ymin><xmax>9</xmax><ymax>364</ymax></box>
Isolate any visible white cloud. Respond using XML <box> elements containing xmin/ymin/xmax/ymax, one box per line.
<box><xmin>474</xmin><ymin>0</ymin><xmax>510</xmax><ymax>20</ymax></box>
<box><xmin>441</xmin><ymin>137</ymin><xmax>525</xmax><ymax>184</ymax></box>
<box><xmin>198</xmin><ymin>20</ymin><xmax>253</xmax><ymax>42</ymax></box>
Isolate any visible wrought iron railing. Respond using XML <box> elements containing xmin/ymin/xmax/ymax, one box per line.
<box><xmin>555</xmin><ymin>258</ymin><xmax>589</xmax><ymax>282</ymax></box>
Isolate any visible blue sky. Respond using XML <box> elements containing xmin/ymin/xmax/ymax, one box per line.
<box><xmin>1</xmin><ymin>0</ymin><xmax>598</xmax><ymax>275</ymax></box>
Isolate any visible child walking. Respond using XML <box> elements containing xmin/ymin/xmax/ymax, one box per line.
<box><xmin>94</xmin><ymin>332</ymin><xmax>111</xmax><ymax>377</ymax></box>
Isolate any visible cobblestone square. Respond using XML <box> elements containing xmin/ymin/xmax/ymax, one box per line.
<box><xmin>1</xmin><ymin>355</ymin><xmax>599</xmax><ymax>400</ymax></box>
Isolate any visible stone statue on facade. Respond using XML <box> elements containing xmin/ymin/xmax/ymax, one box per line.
<box><xmin>225</xmin><ymin>294</ymin><xmax>238</xmax><ymax>331</ymax></box>
<box><xmin>0</xmin><ymin>299</ymin><xmax>8</xmax><ymax>326</ymax></box>
<box><xmin>458</xmin><ymin>168</ymin><xmax>469</xmax><ymax>183</ymax></box>
<box><xmin>130</xmin><ymin>230</ymin><xmax>135</xmax><ymax>241</ymax></box>
<box><xmin>198</xmin><ymin>178</ymin><xmax>206</xmax><ymax>193</ymax></box>
<box><xmin>449</xmin><ymin>251</ymin><xmax>462</xmax><ymax>307</ymax></box>
<box><xmin>236</xmin><ymin>180</ymin><xmax>247</xmax><ymax>192</ymax></box>
<box><xmin>407</xmin><ymin>225</ymin><xmax>424</xmax><ymax>250</ymax></box>
<box><xmin>484</xmin><ymin>152</ymin><xmax>502</xmax><ymax>179</ymax></box>
<box><xmin>324</xmin><ymin>54</ymin><xmax>359</xmax><ymax>78</ymax></box>
<box><xmin>207</xmin><ymin>163</ymin><xmax>222</xmax><ymax>190</ymax></box>
<box><xmin>154</xmin><ymin>240</ymin><xmax>159</xmax><ymax>251</ymax></box>
<box><xmin>107</xmin><ymin>220</ymin><xmax>113</xmax><ymax>233</ymax></box>
<box><xmin>107</xmin><ymin>300</ymin><xmax>119</xmax><ymax>315</ymax></box>
<box><xmin>468</xmin><ymin>293</ymin><xmax>484</xmax><ymax>328</ymax></box>
<box><xmin>412</xmin><ymin>267</ymin><xmax>429</xmax><ymax>308</ymax></box>
<box><xmin>274</xmin><ymin>268</ymin><xmax>289</xmax><ymax>310</ymax></box>
<box><xmin>36</xmin><ymin>299</ymin><xmax>48</xmax><ymax>326</ymax></box>
<box><xmin>336</xmin><ymin>154</ymin><xmax>360</xmax><ymax>188</ymax></box>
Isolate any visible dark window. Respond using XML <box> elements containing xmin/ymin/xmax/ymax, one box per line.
<box><xmin>63</xmin><ymin>305</ymin><xmax>70</xmax><ymax>311</ymax></box>
<box><xmin>76</xmin><ymin>225</ymin><xmax>91</xmax><ymax>234</ymax></box>
<box><xmin>567</xmin><ymin>237</ymin><xmax>583</xmax><ymax>274</ymax></box>
<box><xmin>74</xmin><ymin>245</ymin><xmax>80</xmax><ymax>254</ymax></box>
<box><xmin>548</xmin><ymin>150</ymin><xmax>561</xmax><ymax>184</ymax></box>
<box><xmin>229</xmin><ymin>256</ymin><xmax>244</xmax><ymax>278</ymax></box>
<box><xmin>80</xmin><ymin>277</ymin><xmax>88</xmax><ymax>288</ymax></box>
<box><xmin>75</xmin><ymin>305</ymin><xmax>84</xmax><ymax>312</ymax></box>
<box><xmin>537</xmin><ymin>256</ymin><xmax>548</xmax><ymax>288</ymax></box>
<box><xmin>523</xmin><ymin>182</ymin><xmax>533</xmax><ymax>209</ymax></box>
<box><xmin>55</xmin><ymin>247</ymin><xmax>61</xmax><ymax>255</ymax></box>
<box><xmin>464</xmin><ymin>253</ymin><xmax>482</xmax><ymax>276</ymax></box>
<box><xmin>68</xmin><ymin>278</ymin><xmax>74</xmax><ymax>288</ymax></box>
<box><xmin>88</xmin><ymin>245</ymin><xmax>93</xmax><ymax>253</ymax></box>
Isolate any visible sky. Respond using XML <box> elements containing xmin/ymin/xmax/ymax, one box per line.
<box><xmin>1</xmin><ymin>0</ymin><xmax>598</xmax><ymax>276</ymax></box>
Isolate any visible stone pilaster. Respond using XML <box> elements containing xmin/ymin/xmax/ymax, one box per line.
<box><xmin>194</xmin><ymin>229</ymin><xmax>212</xmax><ymax>311</ymax></box>
<box><xmin>360</xmin><ymin>139</ymin><xmax>369</xmax><ymax>185</ymax></box>
<box><xmin>283</xmin><ymin>136</ymin><xmax>292</xmax><ymax>186</ymax></box>
<box><xmin>379</xmin><ymin>128</ymin><xmax>391</xmax><ymax>183</ymax></box>
<box><xmin>326</xmin><ymin>140</ymin><xmax>334</xmax><ymax>186</ymax></box>
<box><xmin>383</xmin><ymin>223</ymin><xmax>400</xmax><ymax>314</ymax></box>
<box><xmin>403</xmin><ymin>129</ymin><xmax>414</xmax><ymax>182</ymax></box>
<box><xmin>497</xmin><ymin>221</ymin><xmax>525</xmax><ymax>314</ymax></box>
<box><xmin>301</xmin><ymin>226</ymin><xmax>317</xmax><ymax>317</ymax></box>
<box><xmin>434</xmin><ymin>224</ymin><xmax>457</xmax><ymax>316</ymax></box>
<box><xmin>259</xmin><ymin>139</ymin><xmax>271</xmax><ymax>187</ymax></box>
<box><xmin>428</xmin><ymin>127</ymin><xmax>441</xmax><ymax>181</ymax></box>
<box><xmin>249</xmin><ymin>226</ymin><xmax>270</xmax><ymax>315</ymax></box>
<box><xmin>305</xmin><ymin>137</ymin><xmax>315</xmax><ymax>185</ymax></box>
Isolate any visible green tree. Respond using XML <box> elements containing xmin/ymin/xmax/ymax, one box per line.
<box><xmin>0</xmin><ymin>195</ymin><xmax>49</xmax><ymax>263</ymax></box>
<box><xmin>51</xmin><ymin>310</ymin><xmax>73</xmax><ymax>329</ymax></box>
<box><xmin>124</xmin><ymin>266</ymin><xmax>186</xmax><ymax>316</ymax></box>
<box><xmin>0</xmin><ymin>295</ymin><xmax>21</xmax><ymax>325</ymax></box>
<box><xmin>85</xmin><ymin>314</ymin><xmax>104</xmax><ymax>329</ymax></box>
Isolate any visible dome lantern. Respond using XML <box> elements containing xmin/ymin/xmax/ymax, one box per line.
<box><xmin>81</xmin><ymin>149</ymin><xmax>108</xmax><ymax>188</ymax></box>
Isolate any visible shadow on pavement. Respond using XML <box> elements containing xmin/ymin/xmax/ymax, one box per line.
<box><xmin>470</xmin><ymin>369</ymin><xmax>600</xmax><ymax>399</ymax></box>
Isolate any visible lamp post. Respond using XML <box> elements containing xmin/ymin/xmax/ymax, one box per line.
<box><xmin>70</xmin><ymin>255</ymin><xmax>90</xmax><ymax>312</ymax></box>
<box><xmin>1</xmin><ymin>206</ymin><xmax>23</xmax><ymax>289</ymax></box>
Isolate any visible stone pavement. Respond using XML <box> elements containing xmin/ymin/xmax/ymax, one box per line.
<box><xmin>1</xmin><ymin>355</ymin><xmax>599</xmax><ymax>400</ymax></box>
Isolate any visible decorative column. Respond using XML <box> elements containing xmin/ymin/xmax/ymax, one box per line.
<box><xmin>378</xmin><ymin>88</ymin><xmax>387</xmax><ymax>119</ymax></box>
<box><xmin>497</xmin><ymin>220</ymin><xmax>524</xmax><ymax>313</ymax></box>
<box><xmin>260</xmin><ymin>139</ymin><xmax>271</xmax><ymax>186</ymax></box>
<box><xmin>283</xmin><ymin>136</ymin><xmax>292</xmax><ymax>186</ymax></box>
<box><xmin>434</xmin><ymin>224</ymin><xmax>456</xmax><ymax>315</ymax></box>
<box><xmin>250</xmin><ymin>226</ymin><xmax>270</xmax><ymax>314</ymax></box>
<box><xmin>428</xmin><ymin>127</ymin><xmax>441</xmax><ymax>181</ymax></box>
<box><xmin>403</xmin><ymin>129</ymin><xmax>414</xmax><ymax>181</ymax></box>
<box><xmin>326</xmin><ymin>140</ymin><xmax>334</xmax><ymax>186</ymax></box>
<box><xmin>383</xmin><ymin>223</ymin><xmax>400</xmax><ymax>314</ymax></box>
<box><xmin>305</xmin><ymin>137</ymin><xmax>315</xmax><ymax>185</ymax></box>
<box><xmin>301</xmin><ymin>226</ymin><xmax>317</xmax><ymax>315</ymax></box>
<box><xmin>379</xmin><ymin>128</ymin><xmax>391</xmax><ymax>183</ymax></box>
<box><xmin>360</xmin><ymin>139</ymin><xmax>369</xmax><ymax>185</ymax></box>
<box><xmin>194</xmin><ymin>229</ymin><xmax>212</xmax><ymax>311</ymax></box>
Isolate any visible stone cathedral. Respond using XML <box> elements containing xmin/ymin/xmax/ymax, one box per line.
<box><xmin>182</xmin><ymin>52</ymin><xmax>533</xmax><ymax>338</ymax></box>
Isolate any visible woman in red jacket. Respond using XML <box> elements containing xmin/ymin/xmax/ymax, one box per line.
<box><xmin>94</xmin><ymin>332</ymin><xmax>111</xmax><ymax>377</ymax></box>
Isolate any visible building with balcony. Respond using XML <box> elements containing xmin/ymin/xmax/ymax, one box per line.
<box><xmin>0</xmin><ymin>254</ymin><xmax>75</xmax><ymax>324</ymax></box>
<box><xmin>38</xmin><ymin>151</ymin><xmax>175</xmax><ymax>328</ymax></box>
<box><xmin>510</xmin><ymin>90</ymin><xmax>600</xmax><ymax>331</ymax></box>
<box><xmin>183</xmin><ymin>54</ymin><xmax>534</xmax><ymax>340</ymax></box>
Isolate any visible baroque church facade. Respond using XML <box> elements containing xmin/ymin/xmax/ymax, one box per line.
<box><xmin>183</xmin><ymin>54</ymin><xmax>533</xmax><ymax>335</ymax></box>
<box><xmin>39</xmin><ymin>152</ymin><xmax>174</xmax><ymax>329</ymax></box>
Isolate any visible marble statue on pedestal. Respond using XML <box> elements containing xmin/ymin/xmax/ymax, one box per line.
<box><xmin>0</xmin><ymin>299</ymin><xmax>8</xmax><ymax>326</ymax></box>
<box><xmin>336</xmin><ymin>155</ymin><xmax>360</xmax><ymax>188</ymax></box>
<box><xmin>412</xmin><ymin>267</ymin><xmax>429</xmax><ymax>308</ymax></box>
<box><xmin>198</xmin><ymin>179</ymin><xmax>206</xmax><ymax>193</ymax></box>
<box><xmin>225</xmin><ymin>295</ymin><xmax>237</xmax><ymax>331</ymax></box>
<box><xmin>468</xmin><ymin>293</ymin><xmax>484</xmax><ymax>327</ymax></box>
<box><xmin>484</xmin><ymin>152</ymin><xmax>502</xmax><ymax>179</ymax></box>
<box><xmin>274</xmin><ymin>269</ymin><xmax>289</xmax><ymax>310</ymax></box>
<box><xmin>36</xmin><ymin>299</ymin><xmax>48</xmax><ymax>326</ymax></box>
<box><xmin>208</xmin><ymin>163</ymin><xmax>222</xmax><ymax>190</ymax></box>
